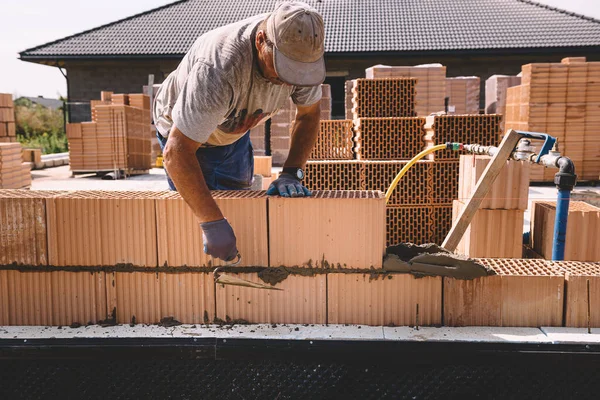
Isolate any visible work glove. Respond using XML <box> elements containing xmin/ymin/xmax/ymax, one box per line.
<box><xmin>266</xmin><ymin>173</ymin><xmax>312</xmax><ymax>198</ymax></box>
<box><xmin>200</xmin><ymin>218</ymin><xmax>238</xmax><ymax>262</ymax></box>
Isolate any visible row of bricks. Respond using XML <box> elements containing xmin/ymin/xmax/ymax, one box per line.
<box><xmin>0</xmin><ymin>190</ymin><xmax>386</xmax><ymax>270</ymax></box>
<box><xmin>305</xmin><ymin>160</ymin><xmax>460</xmax><ymax>206</ymax></box>
<box><xmin>1</xmin><ymin>258</ymin><xmax>598</xmax><ymax>327</ymax></box>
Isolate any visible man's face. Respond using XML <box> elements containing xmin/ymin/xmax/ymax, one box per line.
<box><xmin>257</xmin><ymin>31</ymin><xmax>288</xmax><ymax>86</ymax></box>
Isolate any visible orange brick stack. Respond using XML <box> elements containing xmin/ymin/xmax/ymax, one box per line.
<box><xmin>531</xmin><ymin>201</ymin><xmax>600</xmax><ymax>261</ymax></box>
<box><xmin>453</xmin><ymin>155</ymin><xmax>530</xmax><ymax>258</ymax></box>
<box><xmin>0</xmin><ymin>143</ymin><xmax>31</xmax><ymax>189</ymax></box>
<box><xmin>504</xmin><ymin>57</ymin><xmax>600</xmax><ymax>181</ymax></box>
<box><xmin>445</xmin><ymin>76</ymin><xmax>481</xmax><ymax>114</ymax></box>
<box><xmin>351</xmin><ymin>78</ymin><xmax>416</xmax><ymax>119</ymax></box>
<box><xmin>0</xmin><ymin>94</ymin><xmax>17</xmax><ymax>143</ymax></box>
<box><xmin>66</xmin><ymin>92</ymin><xmax>152</xmax><ymax>172</ymax></box>
<box><xmin>365</xmin><ymin>64</ymin><xmax>446</xmax><ymax>116</ymax></box>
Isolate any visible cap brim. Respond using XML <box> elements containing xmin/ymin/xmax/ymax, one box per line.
<box><xmin>273</xmin><ymin>48</ymin><xmax>326</xmax><ymax>87</ymax></box>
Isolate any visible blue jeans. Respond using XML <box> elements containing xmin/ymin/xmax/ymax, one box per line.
<box><xmin>157</xmin><ymin>131</ymin><xmax>254</xmax><ymax>191</ymax></box>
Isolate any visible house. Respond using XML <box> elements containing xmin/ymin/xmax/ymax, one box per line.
<box><xmin>19</xmin><ymin>0</ymin><xmax>600</xmax><ymax>122</ymax></box>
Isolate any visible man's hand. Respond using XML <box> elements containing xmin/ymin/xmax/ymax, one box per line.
<box><xmin>201</xmin><ymin>218</ymin><xmax>238</xmax><ymax>261</ymax></box>
<box><xmin>266</xmin><ymin>173</ymin><xmax>311</xmax><ymax>197</ymax></box>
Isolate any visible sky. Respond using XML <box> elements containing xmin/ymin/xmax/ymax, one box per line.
<box><xmin>1</xmin><ymin>0</ymin><xmax>599</xmax><ymax>100</ymax></box>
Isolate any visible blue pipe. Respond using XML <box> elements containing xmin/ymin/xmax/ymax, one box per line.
<box><xmin>551</xmin><ymin>189</ymin><xmax>571</xmax><ymax>261</ymax></box>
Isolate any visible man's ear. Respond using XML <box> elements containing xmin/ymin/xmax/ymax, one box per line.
<box><xmin>256</xmin><ymin>30</ymin><xmax>266</xmax><ymax>47</ymax></box>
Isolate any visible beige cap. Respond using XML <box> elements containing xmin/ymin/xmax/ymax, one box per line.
<box><xmin>266</xmin><ymin>1</ymin><xmax>326</xmax><ymax>86</ymax></box>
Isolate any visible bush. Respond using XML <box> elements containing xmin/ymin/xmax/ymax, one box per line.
<box><xmin>14</xmin><ymin>98</ymin><xmax>67</xmax><ymax>154</ymax></box>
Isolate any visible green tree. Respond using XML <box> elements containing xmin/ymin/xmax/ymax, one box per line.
<box><xmin>14</xmin><ymin>97</ymin><xmax>67</xmax><ymax>154</ymax></box>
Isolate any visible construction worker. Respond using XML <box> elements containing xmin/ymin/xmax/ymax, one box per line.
<box><xmin>153</xmin><ymin>1</ymin><xmax>325</xmax><ymax>262</ymax></box>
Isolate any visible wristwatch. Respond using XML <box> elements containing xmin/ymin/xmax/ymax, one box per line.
<box><xmin>282</xmin><ymin>167</ymin><xmax>305</xmax><ymax>181</ymax></box>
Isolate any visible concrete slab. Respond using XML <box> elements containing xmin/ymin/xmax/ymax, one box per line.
<box><xmin>383</xmin><ymin>326</ymin><xmax>551</xmax><ymax>343</ymax></box>
<box><xmin>0</xmin><ymin>324</ymin><xmax>385</xmax><ymax>341</ymax></box>
<box><xmin>540</xmin><ymin>327</ymin><xmax>600</xmax><ymax>344</ymax></box>
<box><xmin>30</xmin><ymin>165</ymin><xmax>170</xmax><ymax>191</ymax></box>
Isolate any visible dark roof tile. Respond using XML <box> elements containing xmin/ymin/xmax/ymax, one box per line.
<box><xmin>20</xmin><ymin>0</ymin><xmax>600</xmax><ymax>59</ymax></box>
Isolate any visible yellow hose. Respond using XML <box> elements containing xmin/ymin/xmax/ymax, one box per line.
<box><xmin>384</xmin><ymin>144</ymin><xmax>448</xmax><ymax>204</ymax></box>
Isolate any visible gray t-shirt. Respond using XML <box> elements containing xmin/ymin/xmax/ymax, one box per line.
<box><xmin>153</xmin><ymin>13</ymin><xmax>322</xmax><ymax>146</ymax></box>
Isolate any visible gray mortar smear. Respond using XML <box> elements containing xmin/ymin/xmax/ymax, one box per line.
<box><xmin>384</xmin><ymin>243</ymin><xmax>495</xmax><ymax>280</ymax></box>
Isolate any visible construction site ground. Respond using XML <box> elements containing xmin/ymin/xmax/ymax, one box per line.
<box><xmin>30</xmin><ymin>165</ymin><xmax>600</xmax><ymax>235</ymax></box>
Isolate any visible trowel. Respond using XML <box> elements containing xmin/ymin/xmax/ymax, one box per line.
<box><xmin>213</xmin><ymin>253</ymin><xmax>283</xmax><ymax>290</ymax></box>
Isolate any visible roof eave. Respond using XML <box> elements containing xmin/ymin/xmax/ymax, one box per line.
<box><xmin>19</xmin><ymin>45</ymin><xmax>600</xmax><ymax>66</ymax></box>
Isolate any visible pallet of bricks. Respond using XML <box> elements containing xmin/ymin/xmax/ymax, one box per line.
<box><xmin>269</xmin><ymin>84</ymin><xmax>333</xmax><ymax>166</ymax></box>
<box><xmin>0</xmin><ymin>94</ymin><xmax>31</xmax><ymax>188</ymax></box>
<box><xmin>504</xmin><ymin>57</ymin><xmax>600</xmax><ymax>182</ymax></box>
<box><xmin>445</xmin><ymin>76</ymin><xmax>480</xmax><ymax>114</ymax></box>
<box><xmin>2</xmin><ymin>189</ymin><xmax>600</xmax><ymax>329</ymax></box>
<box><xmin>66</xmin><ymin>91</ymin><xmax>152</xmax><ymax>174</ymax></box>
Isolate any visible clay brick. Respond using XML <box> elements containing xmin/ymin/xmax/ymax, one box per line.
<box><xmin>215</xmin><ymin>273</ymin><xmax>326</xmax><ymax>324</ymax></box>
<box><xmin>365</xmin><ymin>64</ymin><xmax>446</xmax><ymax>116</ymax></box>
<box><xmin>430</xmin><ymin>160</ymin><xmax>460</xmax><ymax>204</ymax></box>
<box><xmin>46</xmin><ymin>191</ymin><xmax>160</xmax><ymax>267</ymax></box>
<box><xmin>254</xmin><ymin>156</ymin><xmax>272</xmax><ymax>177</ymax></box>
<box><xmin>0</xmin><ymin>190</ymin><xmax>65</xmax><ymax>265</ymax></box>
<box><xmin>452</xmin><ymin>200</ymin><xmax>524</xmax><ymax>258</ymax></box>
<box><xmin>310</xmin><ymin>120</ymin><xmax>354</xmax><ymax>160</ymax></box>
<box><xmin>3</xmin><ymin>270</ymin><xmax>108</xmax><ymax>326</ymax></box>
<box><xmin>458</xmin><ymin>155</ymin><xmax>530</xmax><ymax>209</ymax></box>
<box><xmin>268</xmin><ymin>191</ymin><xmax>386</xmax><ymax>269</ymax></box>
<box><xmin>364</xmin><ymin>160</ymin><xmax>431</xmax><ymax>206</ymax></box>
<box><xmin>305</xmin><ymin>160</ymin><xmax>364</xmax><ymax>191</ymax></box>
<box><xmin>0</xmin><ymin>107</ymin><xmax>15</xmax><ymax>123</ymax></box>
<box><xmin>355</xmin><ymin>117</ymin><xmax>425</xmax><ymax>160</ymax></box>
<box><xmin>110</xmin><ymin>272</ymin><xmax>214</xmax><ymax>324</ymax></box>
<box><xmin>351</xmin><ymin>78</ymin><xmax>416</xmax><ymax>118</ymax></box>
<box><xmin>156</xmin><ymin>191</ymin><xmax>268</xmax><ymax>267</ymax></box>
<box><xmin>386</xmin><ymin>205</ymin><xmax>452</xmax><ymax>246</ymax></box>
<box><xmin>550</xmin><ymin>261</ymin><xmax>600</xmax><ymax>328</ymax></box>
<box><xmin>327</xmin><ymin>273</ymin><xmax>441</xmax><ymax>326</ymax></box>
<box><xmin>445</xmin><ymin>77</ymin><xmax>480</xmax><ymax>114</ymax></box>
<box><xmin>0</xmin><ymin>93</ymin><xmax>13</xmax><ymax>108</ymax></box>
<box><xmin>444</xmin><ymin>258</ymin><xmax>564</xmax><ymax>327</ymax></box>
<box><xmin>428</xmin><ymin>115</ymin><xmax>502</xmax><ymax>160</ymax></box>
<box><xmin>531</xmin><ymin>201</ymin><xmax>600</xmax><ymax>261</ymax></box>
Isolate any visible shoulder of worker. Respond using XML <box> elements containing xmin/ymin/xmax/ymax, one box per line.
<box><xmin>186</xmin><ymin>13</ymin><xmax>268</xmax><ymax>86</ymax></box>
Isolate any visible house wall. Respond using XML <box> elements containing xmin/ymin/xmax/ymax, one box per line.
<box><xmin>64</xmin><ymin>49</ymin><xmax>600</xmax><ymax>122</ymax></box>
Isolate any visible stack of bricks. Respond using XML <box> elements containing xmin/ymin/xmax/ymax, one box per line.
<box><xmin>3</xmin><ymin>189</ymin><xmax>600</xmax><ymax>328</ymax></box>
<box><xmin>365</xmin><ymin>64</ymin><xmax>447</xmax><ymax>116</ymax></box>
<box><xmin>446</xmin><ymin>77</ymin><xmax>481</xmax><ymax>115</ymax></box>
<box><xmin>269</xmin><ymin>84</ymin><xmax>332</xmax><ymax>166</ymax></box>
<box><xmin>0</xmin><ymin>94</ymin><xmax>17</xmax><ymax>143</ymax></box>
<box><xmin>453</xmin><ymin>155</ymin><xmax>530</xmax><ymax>258</ymax></box>
<box><xmin>504</xmin><ymin>57</ymin><xmax>600</xmax><ymax>181</ymax></box>
<box><xmin>485</xmin><ymin>75</ymin><xmax>522</xmax><ymax>132</ymax></box>
<box><xmin>66</xmin><ymin>92</ymin><xmax>152</xmax><ymax>172</ymax></box>
<box><xmin>530</xmin><ymin>200</ymin><xmax>600</xmax><ymax>261</ymax></box>
<box><xmin>0</xmin><ymin>143</ymin><xmax>31</xmax><ymax>189</ymax></box>
<box><xmin>308</xmin><ymin>77</ymin><xmax>461</xmax><ymax>246</ymax></box>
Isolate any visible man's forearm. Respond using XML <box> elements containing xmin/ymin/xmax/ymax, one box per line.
<box><xmin>284</xmin><ymin>105</ymin><xmax>321</xmax><ymax>168</ymax></box>
<box><xmin>163</xmin><ymin>128</ymin><xmax>224</xmax><ymax>223</ymax></box>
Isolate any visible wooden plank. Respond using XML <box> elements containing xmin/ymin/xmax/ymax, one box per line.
<box><xmin>443</xmin><ymin>129</ymin><xmax>522</xmax><ymax>251</ymax></box>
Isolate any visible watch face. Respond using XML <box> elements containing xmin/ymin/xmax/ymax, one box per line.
<box><xmin>296</xmin><ymin>169</ymin><xmax>305</xmax><ymax>180</ymax></box>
